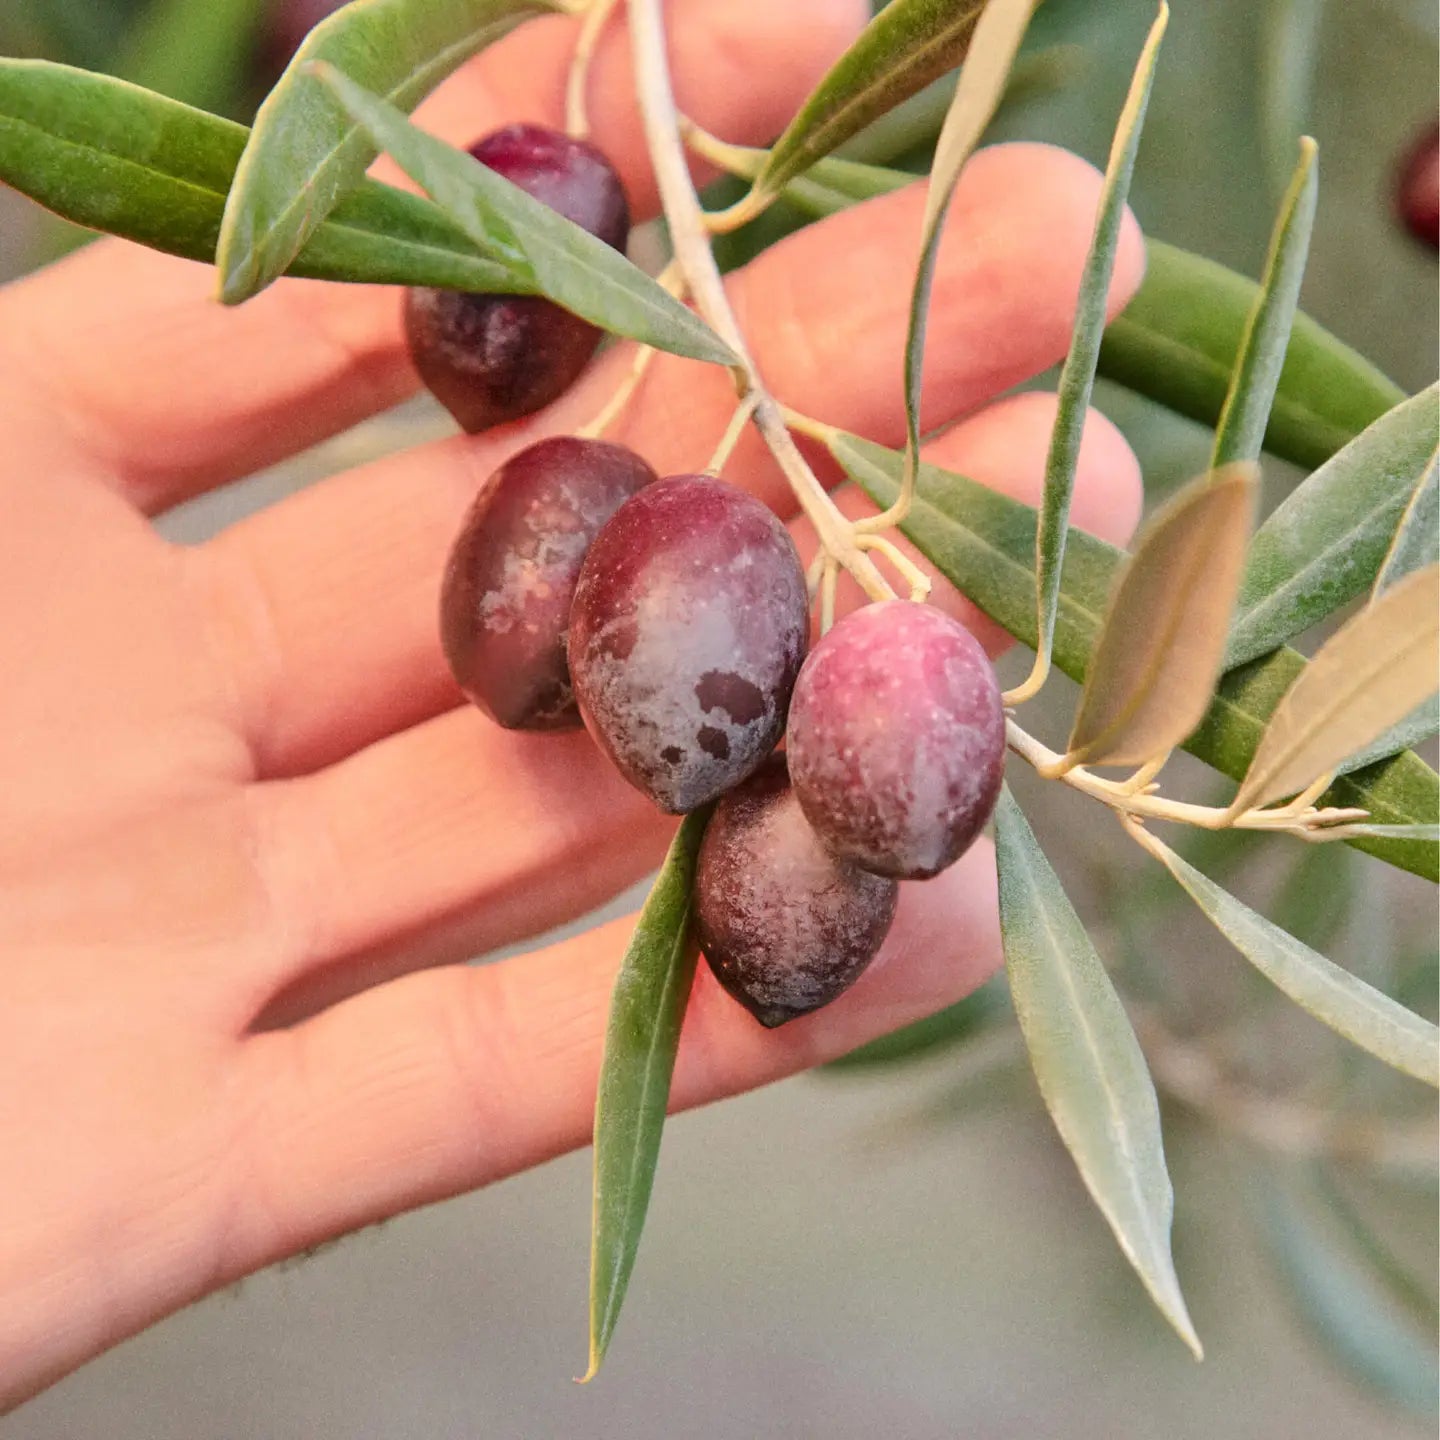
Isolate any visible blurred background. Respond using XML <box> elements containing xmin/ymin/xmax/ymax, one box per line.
<box><xmin>3</xmin><ymin>0</ymin><xmax>1437</xmax><ymax>1435</ymax></box>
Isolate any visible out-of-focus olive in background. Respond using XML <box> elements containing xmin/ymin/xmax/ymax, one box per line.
<box><xmin>1</xmin><ymin>2</ymin><xmax>1435</xmax><ymax>1436</ymax></box>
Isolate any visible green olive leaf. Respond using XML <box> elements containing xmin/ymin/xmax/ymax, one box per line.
<box><xmin>1067</xmin><ymin>465</ymin><xmax>1258</xmax><ymax>768</ymax></box>
<box><xmin>1231</xmin><ymin>564</ymin><xmax>1440</xmax><ymax>814</ymax></box>
<box><xmin>1260</xmin><ymin>1174</ymin><xmax>1440</xmax><ymax>1422</ymax></box>
<box><xmin>584</xmin><ymin>811</ymin><xmax>708</xmax><ymax>1382</ymax></box>
<box><xmin>821</xmin><ymin>427</ymin><xmax>1440</xmax><ymax>881</ymax></box>
<box><xmin>0</xmin><ymin>58</ymin><xmax>530</xmax><ymax>292</ymax></box>
<box><xmin>753</xmin><ymin>0</ymin><xmax>987</xmax><ymax>202</ymax></box>
<box><xmin>314</xmin><ymin>65</ymin><xmax>737</xmax><ymax>364</ymax></box>
<box><xmin>1227</xmin><ymin>384</ymin><xmax>1440</xmax><ymax>669</ymax></box>
<box><xmin>216</xmin><ymin>0</ymin><xmax>559</xmax><ymax>303</ymax></box>
<box><xmin>1027</xmin><ymin>5</ymin><xmax>1166</xmax><ymax>693</ymax></box>
<box><xmin>1374</xmin><ymin>444</ymin><xmax>1440</xmax><ymax>596</ymax></box>
<box><xmin>1210</xmin><ymin>137</ymin><xmax>1318</xmax><ymax>468</ymax></box>
<box><xmin>897</xmin><ymin>0</ymin><xmax>1039</xmax><ymax>530</ymax></box>
<box><xmin>1098</xmin><ymin>238</ymin><xmax>1405</xmax><ymax>472</ymax></box>
<box><xmin>993</xmin><ymin>786</ymin><xmax>1202</xmax><ymax>1359</ymax></box>
<box><xmin>1130</xmin><ymin>826</ymin><xmax>1439</xmax><ymax>1085</ymax></box>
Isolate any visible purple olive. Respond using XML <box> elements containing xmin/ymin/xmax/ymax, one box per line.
<box><xmin>696</xmin><ymin>756</ymin><xmax>898</xmax><ymax>1028</ymax></box>
<box><xmin>404</xmin><ymin>125</ymin><xmax>631</xmax><ymax>433</ymax></box>
<box><xmin>439</xmin><ymin>436</ymin><xmax>658</xmax><ymax>730</ymax></box>
<box><xmin>569</xmin><ymin>476</ymin><xmax>809</xmax><ymax>813</ymax></box>
<box><xmin>1397</xmin><ymin>123</ymin><xmax>1439</xmax><ymax>251</ymax></box>
<box><xmin>787</xmin><ymin>601</ymin><xmax>1005</xmax><ymax>880</ymax></box>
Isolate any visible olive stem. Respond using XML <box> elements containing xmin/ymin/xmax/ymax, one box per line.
<box><xmin>705</xmin><ymin>394</ymin><xmax>759</xmax><ymax>476</ymax></box>
<box><xmin>853</xmin><ymin>532</ymin><xmax>932</xmax><ymax>602</ymax></box>
<box><xmin>574</xmin><ymin>259</ymin><xmax>680</xmax><ymax>440</ymax></box>
<box><xmin>628</xmin><ymin>0</ymin><xmax>895</xmax><ymax>603</ymax></box>
<box><xmin>1006</xmin><ymin>718</ymin><xmax>1368</xmax><ymax>834</ymax></box>
<box><xmin>565</xmin><ymin>0</ymin><xmax>622</xmax><ymax>139</ymax></box>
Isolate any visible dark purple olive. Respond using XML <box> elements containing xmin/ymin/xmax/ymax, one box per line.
<box><xmin>439</xmin><ymin>436</ymin><xmax>658</xmax><ymax>730</ymax></box>
<box><xmin>787</xmin><ymin>601</ymin><xmax>1006</xmax><ymax>880</ymax></box>
<box><xmin>569</xmin><ymin>476</ymin><xmax>809</xmax><ymax>813</ymax></box>
<box><xmin>1396</xmin><ymin>123</ymin><xmax>1439</xmax><ymax>251</ymax></box>
<box><xmin>696</xmin><ymin>757</ymin><xmax>898</xmax><ymax>1028</ymax></box>
<box><xmin>404</xmin><ymin>124</ymin><xmax>631</xmax><ymax>433</ymax></box>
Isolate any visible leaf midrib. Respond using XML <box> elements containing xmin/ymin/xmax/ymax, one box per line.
<box><xmin>223</xmin><ymin>11</ymin><xmax>530</xmax><ymax>289</ymax></box>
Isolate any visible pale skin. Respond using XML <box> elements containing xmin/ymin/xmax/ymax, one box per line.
<box><xmin>0</xmin><ymin>0</ymin><xmax>1146</xmax><ymax>1408</ymax></box>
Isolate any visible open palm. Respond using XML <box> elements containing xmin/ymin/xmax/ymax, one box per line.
<box><xmin>0</xmin><ymin>0</ymin><xmax>1143</xmax><ymax>1406</ymax></box>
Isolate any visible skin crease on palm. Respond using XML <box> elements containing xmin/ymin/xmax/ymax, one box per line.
<box><xmin>0</xmin><ymin>0</ymin><xmax>1147</xmax><ymax>1408</ymax></box>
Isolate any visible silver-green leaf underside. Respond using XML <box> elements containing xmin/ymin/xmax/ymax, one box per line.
<box><xmin>1210</xmin><ymin>137</ymin><xmax>1318</xmax><ymax>468</ymax></box>
<box><xmin>316</xmin><ymin>65</ymin><xmax>736</xmax><ymax>364</ymax></box>
<box><xmin>1030</xmin><ymin>4</ymin><xmax>1165</xmax><ymax>687</ymax></box>
<box><xmin>994</xmin><ymin>787</ymin><xmax>1202</xmax><ymax>1359</ymax></box>
<box><xmin>216</xmin><ymin>0</ymin><xmax>558</xmax><ymax>303</ymax></box>
<box><xmin>1133</xmin><ymin>827</ymin><xmax>1439</xmax><ymax>1085</ymax></box>
<box><xmin>1228</xmin><ymin>383</ymin><xmax>1440</xmax><ymax>669</ymax></box>
<box><xmin>585</xmin><ymin>811</ymin><xmax>709</xmax><ymax>1382</ymax></box>
<box><xmin>898</xmin><ymin>0</ymin><xmax>1039</xmax><ymax>513</ymax></box>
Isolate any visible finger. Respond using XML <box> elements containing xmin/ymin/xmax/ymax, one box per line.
<box><xmin>246</xmin><ymin>709</ymin><xmax>671</xmax><ymax>1022</ymax></box>
<box><xmin>789</xmin><ymin>391</ymin><xmax>1145</xmax><ymax>651</ymax></box>
<box><xmin>209</xmin><ymin>143</ymin><xmax>1145</xmax><ymax>777</ymax></box>
<box><xmin>230</xmin><ymin>840</ymin><xmax>1000</xmax><ymax>1277</ymax></box>
<box><xmin>0</xmin><ymin>0</ymin><xmax>866</xmax><ymax>514</ymax></box>
<box><xmin>241</xmin><ymin>397</ymin><xmax>1136</xmax><ymax>1014</ymax></box>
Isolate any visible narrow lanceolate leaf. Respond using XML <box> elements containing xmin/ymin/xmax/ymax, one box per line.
<box><xmin>993</xmin><ymin>788</ymin><xmax>1201</xmax><ymax>1358</ymax></box>
<box><xmin>1330</xmin><ymin>824</ymin><xmax>1440</xmax><ymax>841</ymax></box>
<box><xmin>1030</xmin><ymin>6</ymin><xmax>1165</xmax><ymax>689</ymax></box>
<box><xmin>1132</xmin><ymin>827</ymin><xmax>1439</xmax><ymax>1085</ymax></box>
<box><xmin>1066</xmin><ymin>467</ymin><xmax>1257</xmax><ymax>768</ymax></box>
<box><xmin>1210</xmin><ymin>138</ymin><xmax>1318</xmax><ymax>468</ymax></box>
<box><xmin>316</xmin><ymin>67</ymin><xmax>736</xmax><ymax>364</ymax></box>
<box><xmin>899</xmin><ymin>0</ymin><xmax>1039</xmax><ymax>515</ymax></box>
<box><xmin>216</xmin><ymin>0</ymin><xmax>558</xmax><ymax>303</ymax></box>
<box><xmin>824</xmin><ymin>429</ymin><xmax>1440</xmax><ymax>881</ymax></box>
<box><xmin>753</xmin><ymin>0</ymin><xmax>986</xmax><ymax>201</ymax></box>
<box><xmin>1227</xmin><ymin>384</ymin><xmax>1440</xmax><ymax>669</ymax></box>
<box><xmin>1098</xmin><ymin>239</ymin><xmax>1404</xmax><ymax>471</ymax></box>
<box><xmin>0</xmin><ymin>59</ymin><xmax>527</xmax><ymax>291</ymax></box>
<box><xmin>1232</xmin><ymin>564</ymin><xmax>1440</xmax><ymax>813</ymax></box>
<box><xmin>1373</xmin><ymin>448</ymin><xmax>1439</xmax><ymax>596</ymax></box>
<box><xmin>585</xmin><ymin>812</ymin><xmax>709</xmax><ymax>1382</ymax></box>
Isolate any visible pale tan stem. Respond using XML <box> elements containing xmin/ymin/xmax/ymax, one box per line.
<box><xmin>705</xmin><ymin>394</ymin><xmax>759</xmax><ymax>476</ymax></box>
<box><xmin>628</xmin><ymin>0</ymin><xmax>895</xmax><ymax>603</ymax></box>
<box><xmin>565</xmin><ymin>0</ymin><xmax>622</xmax><ymax>139</ymax></box>
<box><xmin>1006</xmin><ymin>719</ymin><xmax>1368</xmax><ymax>833</ymax></box>
<box><xmin>855</xmin><ymin>533</ymin><xmax>932</xmax><ymax>602</ymax></box>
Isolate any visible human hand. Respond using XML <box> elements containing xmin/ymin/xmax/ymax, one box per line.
<box><xmin>0</xmin><ymin>0</ymin><xmax>1142</xmax><ymax>1406</ymax></box>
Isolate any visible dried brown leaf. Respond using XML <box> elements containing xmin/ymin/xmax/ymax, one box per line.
<box><xmin>1066</xmin><ymin>465</ymin><xmax>1258</xmax><ymax>767</ymax></box>
<box><xmin>1233</xmin><ymin>563</ymin><xmax>1440</xmax><ymax>812</ymax></box>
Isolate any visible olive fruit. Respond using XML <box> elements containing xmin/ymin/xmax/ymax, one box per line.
<box><xmin>696</xmin><ymin>757</ymin><xmax>899</xmax><ymax>1028</ymax></box>
<box><xmin>569</xmin><ymin>476</ymin><xmax>809</xmax><ymax>813</ymax></box>
<box><xmin>439</xmin><ymin>436</ymin><xmax>658</xmax><ymax>730</ymax></box>
<box><xmin>404</xmin><ymin>125</ymin><xmax>631</xmax><ymax>432</ymax></box>
<box><xmin>1396</xmin><ymin>123</ymin><xmax>1439</xmax><ymax>251</ymax></box>
<box><xmin>787</xmin><ymin>601</ymin><xmax>1005</xmax><ymax>880</ymax></box>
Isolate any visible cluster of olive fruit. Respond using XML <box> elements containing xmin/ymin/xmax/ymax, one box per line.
<box><xmin>414</xmin><ymin>125</ymin><xmax>1007</xmax><ymax>1027</ymax></box>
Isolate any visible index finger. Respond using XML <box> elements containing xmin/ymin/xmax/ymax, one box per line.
<box><xmin>0</xmin><ymin>0</ymin><xmax>866</xmax><ymax>514</ymax></box>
